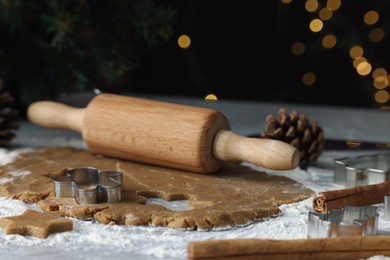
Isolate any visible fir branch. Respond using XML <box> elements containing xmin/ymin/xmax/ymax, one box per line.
<box><xmin>0</xmin><ymin>0</ymin><xmax>177</xmax><ymax>105</ymax></box>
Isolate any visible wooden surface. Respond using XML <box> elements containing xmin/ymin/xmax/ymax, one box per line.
<box><xmin>26</xmin><ymin>93</ymin><xmax>298</xmax><ymax>173</ymax></box>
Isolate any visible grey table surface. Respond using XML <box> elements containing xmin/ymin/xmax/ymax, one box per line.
<box><xmin>5</xmin><ymin>92</ymin><xmax>390</xmax><ymax>260</ymax></box>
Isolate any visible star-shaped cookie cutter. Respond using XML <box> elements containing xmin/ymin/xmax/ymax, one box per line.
<box><xmin>307</xmin><ymin>205</ymin><xmax>378</xmax><ymax>238</ymax></box>
<box><xmin>334</xmin><ymin>152</ymin><xmax>390</xmax><ymax>188</ymax></box>
<box><xmin>53</xmin><ymin>167</ymin><xmax>123</xmax><ymax>204</ymax></box>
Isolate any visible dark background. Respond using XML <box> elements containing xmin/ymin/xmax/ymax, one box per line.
<box><xmin>123</xmin><ymin>1</ymin><xmax>389</xmax><ymax>108</ymax></box>
<box><xmin>2</xmin><ymin>1</ymin><xmax>389</xmax><ymax>109</ymax></box>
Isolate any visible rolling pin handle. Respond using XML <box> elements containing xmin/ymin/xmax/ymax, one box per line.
<box><xmin>27</xmin><ymin>101</ymin><xmax>85</xmax><ymax>133</ymax></box>
<box><xmin>213</xmin><ymin>130</ymin><xmax>300</xmax><ymax>171</ymax></box>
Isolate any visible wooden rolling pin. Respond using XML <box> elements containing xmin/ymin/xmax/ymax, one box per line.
<box><xmin>27</xmin><ymin>93</ymin><xmax>299</xmax><ymax>173</ymax></box>
<box><xmin>188</xmin><ymin>237</ymin><xmax>390</xmax><ymax>259</ymax></box>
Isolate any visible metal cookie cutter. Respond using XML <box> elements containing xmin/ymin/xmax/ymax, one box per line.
<box><xmin>307</xmin><ymin>205</ymin><xmax>378</xmax><ymax>238</ymax></box>
<box><xmin>384</xmin><ymin>196</ymin><xmax>390</xmax><ymax>220</ymax></box>
<box><xmin>334</xmin><ymin>152</ymin><xmax>390</xmax><ymax>188</ymax></box>
<box><xmin>54</xmin><ymin>167</ymin><xmax>123</xmax><ymax>204</ymax></box>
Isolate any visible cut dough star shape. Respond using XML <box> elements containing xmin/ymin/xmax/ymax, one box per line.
<box><xmin>0</xmin><ymin>209</ymin><xmax>73</xmax><ymax>238</ymax></box>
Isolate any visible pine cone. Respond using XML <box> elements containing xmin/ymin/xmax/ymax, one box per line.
<box><xmin>0</xmin><ymin>81</ymin><xmax>19</xmax><ymax>147</ymax></box>
<box><xmin>261</xmin><ymin>108</ymin><xmax>324</xmax><ymax>168</ymax></box>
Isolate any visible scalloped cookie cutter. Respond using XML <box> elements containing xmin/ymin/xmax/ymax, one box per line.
<box><xmin>53</xmin><ymin>167</ymin><xmax>123</xmax><ymax>204</ymax></box>
<box><xmin>308</xmin><ymin>205</ymin><xmax>378</xmax><ymax>238</ymax></box>
<box><xmin>334</xmin><ymin>152</ymin><xmax>390</xmax><ymax>188</ymax></box>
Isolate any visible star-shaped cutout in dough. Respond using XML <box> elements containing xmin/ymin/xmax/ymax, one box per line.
<box><xmin>0</xmin><ymin>209</ymin><xmax>73</xmax><ymax>238</ymax></box>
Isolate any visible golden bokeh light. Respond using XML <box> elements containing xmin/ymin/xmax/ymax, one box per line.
<box><xmin>369</xmin><ymin>28</ymin><xmax>385</xmax><ymax>42</ymax></box>
<box><xmin>327</xmin><ymin>0</ymin><xmax>341</xmax><ymax>11</ymax></box>
<box><xmin>305</xmin><ymin>0</ymin><xmax>319</xmax><ymax>12</ymax></box>
<box><xmin>364</xmin><ymin>10</ymin><xmax>379</xmax><ymax>25</ymax></box>
<box><xmin>281</xmin><ymin>0</ymin><xmax>293</xmax><ymax>4</ymax></box>
<box><xmin>178</xmin><ymin>34</ymin><xmax>191</xmax><ymax>49</ymax></box>
<box><xmin>319</xmin><ymin>7</ymin><xmax>333</xmax><ymax>20</ymax></box>
<box><xmin>375</xmin><ymin>90</ymin><xmax>390</xmax><ymax>103</ymax></box>
<box><xmin>205</xmin><ymin>93</ymin><xmax>218</xmax><ymax>101</ymax></box>
<box><xmin>356</xmin><ymin>61</ymin><xmax>372</xmax><ymax>76</ymax></box>
<box><xmin>302</xmin><ymin>72</ymin><xmax>316</xmax><ymax>86</ymax></box>
<box><xmin>309</xmin><ymin>19</ymin><xmax>323</xmax><ymax>32</ymax></box>
<box><xmin>349</xmin><ymin>46</ymin><xmax>364</xmax><ymax>59</ymax></box>
<box><xmin>291</xmin><ymin>42</ymin><xmax>305</xmax><ymax>55</ymax></box>
<box><xmin>322</xmin><ymin>34</ymin><xmax>337</xmax><ymax>48</ymax></box>
<box><xmin>372</xmin><ymin>68</ymin><xmax>387</xmax><ymax>79</ymax></box>
<box><xmin>373</xmin><ymin>76</ymin><xmax>388</xmax><ymax>90</ymax></box>
<box><xmin>353</xmin><ymin>56</ymin><xmax>367</xmax><ymax>69</ymax></box>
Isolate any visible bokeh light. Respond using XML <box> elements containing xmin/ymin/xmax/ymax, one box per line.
<box><xmin>364</xmin><ymin>11</ymin><xmax>379</xmax><ymax>25</ymax></box>
<box><xmin>349</xmin><ymin>46</ymin><xmax>364</xmax><ymax>59</ymax></box>
<box><xmin>205</xmin><ymin>93</ymin><xmax>218</xmax><ymax>101</ymax></box>
<box><xmin>291</xmin><ymin>42</ymin><xmax>305</xmax><ymax>55</ymax></box>
<box><xmin>178</xmin><ymin>34</ymin><xmax>191</xmax><ymax>49</ymax></box>
<box><xmin>356</xmin><ymin>62</ymin><xmax>372</xmax><ymax>76</ymax></box>
<box><xmin>327</xmin><ymin>0</ymin><xmax>341</xmax><ymax>11</ymax></box>
<box><xmin>322</xmin><ymin>34</ymin><xmax>337</xmax><ymax>48</ymax></box>
<box><xmin>319</xmin><ymin>7</ymin><xmax>333</xmax><ymax>21</ymax></box>
<box><xmin>305</xmin><ymin>0</ymin><xmax>319</xmax><ymax>12</ymax></box>
<box><xmin>375</xmin><ymin>90</ymin><xmax>390</xmax><ymax>103</ymax></box>
<box><xmin>353</xmin><ymin>56</ymin><xmax>367</xmax><ymax>69</ymax></box>
<box><xmin>368</xmin><ymin>28</ymin><xmax>385</xmax><ymax>42</ymax></box>
<box><xmin>309</xmin><ymin>19</ymin><xmax>323</xmax><ymax>32</ymax></box>
<box><xmin>302</xmin><ymin>72</ymin><xmax>316</xmax><ymax>86</ymax></box>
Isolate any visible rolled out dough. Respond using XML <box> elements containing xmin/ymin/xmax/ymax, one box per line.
<box><xmin>0</xmin><ymin>147</ymin><xmax>314</xmax><ymax>230</ymax></box>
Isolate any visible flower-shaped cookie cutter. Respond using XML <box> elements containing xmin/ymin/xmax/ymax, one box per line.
<box><xmin>53</xmin><ymin>167</ymin><xmax>123</xmax><ymax>204</ymax></box>
<box><xmin>308</xmin><ymin>205</ymin><xmax>378</xmax><ymax>238</ymax></box>
<box><xmin>334</xmin><ymin>152</ymin><xmax>390</xmax><ymax>188</ymax></box>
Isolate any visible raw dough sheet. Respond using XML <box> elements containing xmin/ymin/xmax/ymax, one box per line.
<box><xmin>0</xmin><ymin>148</ymin><xmax>389</xmax><ymax>260</ymax></box>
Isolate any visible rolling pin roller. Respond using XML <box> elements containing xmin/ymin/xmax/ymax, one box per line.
<box><xmin>27</xmin><ymin>93</ymin><xmax>299</xmax><ymax>173</ymax></box>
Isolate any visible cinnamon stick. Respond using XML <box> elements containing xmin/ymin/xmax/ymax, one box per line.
<box><xmin>188</xmin><ymin>236</ymin><xmax>390</xmax><ymax>260</ymax></box>
<box><xmin>312</xmin><ymin>181</ymin><xmax>390</xmax><ymax>213</ymax></box>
